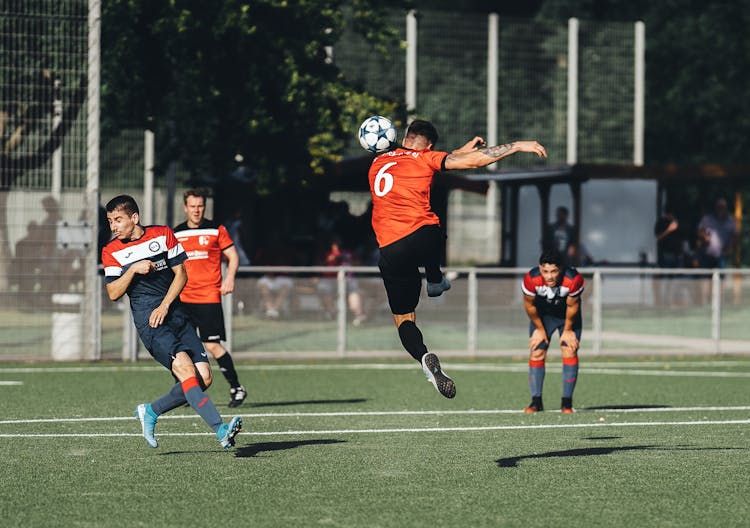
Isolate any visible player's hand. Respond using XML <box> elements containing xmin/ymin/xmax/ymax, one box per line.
<box><xmin>513</xmin><ymin>141</ymin><xmax>548</xmax><ymax>158</ymax></box>
<box><xmin>149</xmin><ymin>304</ymin><xmax>169</xmax><ymax>328</ymax></box>
<box><xmin>131</xmin><ymin>260</ymin><xmax>156</xmax><ymax>275</ymax></box>
<box><xmin>453</xmin><ymin>136</ymin><xmax>486</xmax><ymax>154</ymax></box>
<box><xmin>560</xmin><ymin>330</ymin><xmax>579</xmax><ymax>352</ymax></box>
<box><xmin>220</xmin><ymin>278</ymin><xmax>235</xmax><ymax>296</ymax></box>
<box><xmin>529</xmin><ymin>328</ymin><xmax>548</xmax><ymax>351</ymax></box>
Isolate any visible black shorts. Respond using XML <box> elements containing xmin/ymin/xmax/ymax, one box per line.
<box><xmin>133</xmin><ymin>306</ymin><xmax>208</xmax><ymax>369</ymax></box>
<box><xmin>378</xmin><ymin>224</ymin><xmax>445</xmax><ymax>315</ymax></box>
<box><xmin>181</xmin><ymin>302</ymin><xmax>226</xmax><ymax>343</ymax></box>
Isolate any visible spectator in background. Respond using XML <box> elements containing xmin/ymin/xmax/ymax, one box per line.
<box><xmin>698</xmin><ymin>198</ymin><xmax>737</xmax><ymax>268</ymax></box>
<box><xmin>254</xmin><ymin>240</ymin><xmax>296</xmax><ymax>319</ymax></box>
<box><xmin>225</xmin><ymin>210</ymin><xmax>251</xmax><ymax>266</ymax></box>
<box><xmin>544</xmin><ymin>206</ymin><xmax>577</xmax><ymax>268</ymax></box>
<box><xmin>653</xmin><ymin>205</ymin><xmax>684</xmax><ymax>306</ymax></box>
<box><xmin>316</xmin><ymin>238</ymin><xmax>367</xmax><ymax>325</ymax></box>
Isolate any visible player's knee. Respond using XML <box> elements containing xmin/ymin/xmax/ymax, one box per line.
<box><xmin>529</xmin><ymin>348</ymin><xmax>547</xmax><ymax>361</ymax></box>
<box><xmin>171</xmin><ymin>353</ymin><xmax>196</xmax><ymax>380</ymax></box>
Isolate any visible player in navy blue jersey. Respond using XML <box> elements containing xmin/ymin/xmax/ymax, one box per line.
<box><xmin>521</xmin><ymin>250</ymin><xmax>584</xmax><ymax>413</ymax></box>
<box><xmin>101</xmin><ymin>195</ymin><xmax>242</xmax><ymax>449</ymax></box>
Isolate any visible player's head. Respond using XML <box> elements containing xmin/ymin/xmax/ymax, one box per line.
<box><xmin>403</xmin><ymin>119</ymin><xmax>439</xmax><ymax>150</ymax></box>
<box><xmin>183</xmin><ymin>189</ymin><xmax>207</xmax><ymax>226</ymax></box>
<box><xmin>538</xmin><ymin>250</ymin><xmax>563</xmax><ymax>286</ymax></box>
<box><xmin>105</xmin><ymin>195</ymin><xmax>140</xmax><ymax>240</ymax></box>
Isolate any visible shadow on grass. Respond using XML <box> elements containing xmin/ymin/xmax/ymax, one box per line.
<box><xmin>249</xmin><ymin>398</ymin><xmax>367</xmax><ymax>408</ymax></box>
<box><xmin>496</xmin><ymin>445</ymin><xmax>748</xmax><ymax>468</ymax></box>
<box><xmin>235</xmin><ymin>439</ymin><xmax>346</xmax><ymax>458</ymax></box>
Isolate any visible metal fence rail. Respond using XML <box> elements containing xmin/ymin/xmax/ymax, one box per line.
<box><xmin>108</xmin><ymin>266</ymin><xmax>750</xmax><ymax>361</ymax></box>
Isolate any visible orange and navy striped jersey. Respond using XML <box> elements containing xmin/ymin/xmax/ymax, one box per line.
<box><xmin>173</xmin><ymin>219</ymin><xmax>234</xmax><ymax>304</ymax></box>
<box><xmin>101</xmin><ymin>225</ymin><xmax>187</xmax><ymax>314</ymax></box>
<box><xmin>368</xmin><ymin>147</ymin><xmax>448</xmax><ymax>248</ymax></box>
<box><xmin>522</xmin><ymin>266</ymin><xmax>584</xmax><ymax>318</ymax></box>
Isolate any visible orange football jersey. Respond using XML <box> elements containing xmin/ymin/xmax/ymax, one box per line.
<box><xmin>173</xmin><ymin>220</ymin><xmax>234</xmax><ymax>303</ymax></box>
<box><xmin>368</xmin><ymin>147</ymin><xmax>447</xmax><ymax>247</ymax></box>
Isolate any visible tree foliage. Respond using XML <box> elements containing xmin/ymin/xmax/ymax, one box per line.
<box><xmin>101</xmin><ymin>0</ymin><xmax>407</xmax><ymax>191</ymax></box>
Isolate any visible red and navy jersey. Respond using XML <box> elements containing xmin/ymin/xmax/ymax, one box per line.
<box><xmin>173</xmin><ymin>219</ymin><xmax>234</xmax><ymax>304</ymax></box>
<box><xmin>368</xmin><ymin>147</ymin><xmax>448</xmax><ymax>248</ymax></box>
<box><xmin>522</xmin><ymin>266</ymin><xmax>584</xmax><ymax>318</ymax></box>
<box><xmin>101</xmin><ymin>225</ymin><xmax>187</xmax><ymax>315</ymax></box>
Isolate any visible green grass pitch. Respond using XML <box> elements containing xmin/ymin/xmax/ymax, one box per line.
<box><xmin>1</xmin><ymin>356</ymin><xmax>749</xmax><ymax>527</ymax></box>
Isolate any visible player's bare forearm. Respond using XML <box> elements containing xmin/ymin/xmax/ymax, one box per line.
<box><xmin>523</xmin><ymin>296</ymin><xmax>545</xmax><ymax>332</ymax></box>
<box><xmin>105</xmin><ymin>267</ymin><xmax>139</xmax><ymax>301</ymax></box>
<box><xmin>159</xmin><ymin>264</ymin><xmax>187</xmax><ymax>311</ymax></box>
<box><xmin>221</xmin><ymin>246</ymin><xmax>240</xmax><ymax>295</ymax></box>
<box><xmin>445</xmin><ymin>140</ymin><xmax>547</xmax><ymax>170</ymax></box>
<box><xmin>564</xmin><ymin>296</ymin><xmax>581</xmax><ymax>332</ymax></box>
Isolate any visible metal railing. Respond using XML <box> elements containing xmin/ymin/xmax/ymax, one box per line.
<box><xmin>112</xmin><ymin>266</ymin><xmax>750</xmax><ymax>360</ymax></box>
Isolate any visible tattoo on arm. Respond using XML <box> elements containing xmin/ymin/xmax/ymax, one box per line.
<box><xmin>479</xmin><ymin>143</ymin><xmax>514</xmax><ymax>158</ymax></box>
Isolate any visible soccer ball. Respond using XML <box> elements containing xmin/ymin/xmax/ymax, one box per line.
<box><xmin>358</xmin><ymin>115</ymin><xmax>397</xmax><ymax>153</ymax></box>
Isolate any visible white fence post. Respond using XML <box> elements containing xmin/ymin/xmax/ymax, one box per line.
<box><xmin>711</xmin><ymin>270</ymin><xmax>721</xmax><ymax>354</ymax></box>
<box><xmin>592</xmin><ymin>269</ymin><xmax>602</xmax><ymax>355</ymax></box>
<box><xmin>337</xmin><ymin>268</ymin><xmax>347</xmax><ymax>357</ymax></box>
<box><xmin>467</xmin><ymin>269</ymin><xmax>478</xmax><ymax>357</ymax></box>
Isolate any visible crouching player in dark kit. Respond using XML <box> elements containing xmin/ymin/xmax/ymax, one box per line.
<box><xmin>522</xmin><ymin>250</ymin><xmax>584</xmax><ymax>413</ymax></box>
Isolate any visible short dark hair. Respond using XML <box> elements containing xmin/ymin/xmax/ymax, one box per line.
<box><xmin>105</xmin><ymin>194</ymin><xmax>139</xmax><ymax>216</ymax></box>
<box><xmin>406</xmin><ymin>119</ymin><xmax>439</xmax><ymax>146</ymax></box>
<box><xmin>183</xmin><ymin>188</ymin><xmax>207</xmax><ymax>204</ymax></box>
<box><xmin>539</xmin><ymin>250</ymin><xmax>563</xmax><ymax>267</ymax></box>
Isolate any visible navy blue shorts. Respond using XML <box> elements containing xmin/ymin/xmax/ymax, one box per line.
<box><xmin>182</xmin><ymin>302</ymin><xmax>226</xmax><ymax>343</ymax></box>
<box><xmin>133</xmin><ymin>306</ymin><xmax>208</xmax><ymax>370</ymax></box>
<box><xmin>529</xmin><ymin>313</ymin><xmax>582</xmax><ymax>351</ymax></box>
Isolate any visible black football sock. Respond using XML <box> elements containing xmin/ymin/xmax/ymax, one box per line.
<box><xmin>398</xmin><ymin>320</ymin><xmax>428</xmax><ymax>362</ymax></box>
<box><xmin>216</xmin><ymin>352</ymin><xmax>241</xmax><ymax>388</ymax></box>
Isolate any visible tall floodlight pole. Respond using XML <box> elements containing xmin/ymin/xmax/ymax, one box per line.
<box><xmin>406</xmin><ymin>10</ymin><xmax>417</xmax><ymax>122</ymax></box>
<box><xmin>566</xmin><ymin>18</ymin><xmax>579</xmax><ymax>165</ymax></box>
<box><xmin>486</xmin><ymin>13</ymin><xmax>499</xmax><ymax>256</ymax></box>
<box><xmin>634</xmin><ymin>21</ymin><xmax>646</xmax><ymax>166</ymax></box>
<box><xmin>85</xmin><ymin>0</ymin><xmax>101</xmax><ymax>360</ymax></box>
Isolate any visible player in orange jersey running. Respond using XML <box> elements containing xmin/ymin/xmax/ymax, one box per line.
<box><xmin>174</xmin><ymin>190</ymin><xmax>247</xmax><ymax>408</ymax></box>
<box><xmin>368</xmin><ymin>119</ymin><xmax>547</xmax><ymax>398</ymax></box>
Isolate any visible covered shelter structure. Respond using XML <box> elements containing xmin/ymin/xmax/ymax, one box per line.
<box><xmin>469</xmin><ymin>163</ymin><xmax>748</xmax><ymax>267</ymax></box>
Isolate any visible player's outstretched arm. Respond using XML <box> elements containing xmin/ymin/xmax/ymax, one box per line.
<box><xmin>444</xmin><ymin>140</ymin><xmax>547</xmax><ymax>170</ymax></box>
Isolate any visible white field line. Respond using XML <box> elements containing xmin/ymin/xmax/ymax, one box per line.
<box><xmin>2</xmin><ymin>406</ymin><xmax>750</xmax><ymax>425</ymax></box>
<box><xmin>1</xmin><ymin>419</ymin><xmax>749</xmax><ymax>439</ymax></box>
<box><xmin>0</xmin><ymin>381</ymin><xmax>22</xmax><ymax>385</ymax></box>
<box><xmin>1</xmin><ymin>360</ymin><xmax>750</xmax><ymax>375</ymax></box>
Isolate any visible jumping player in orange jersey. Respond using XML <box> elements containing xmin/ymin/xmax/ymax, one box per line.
<box><xmin>368</xmin><ymin>119</ymin><xmax>547</xmax><ymax>398</ymax></box>
<box><xmin>522</xmin><ymin>250</ymin><xmax>584</xmax><ymax>413</ymax></box>
<box><xmin>174</xmin><ymin>190</ymin><xmax>247</xmax><ymax>408</ymax></box>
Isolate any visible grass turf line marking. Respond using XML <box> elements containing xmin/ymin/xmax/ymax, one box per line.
<box><xmin>1</xmin><ymin>419</ymin><xmax>749</xmax><ymax>439</ymax></box>
<box><xmin>3</xmin><ymin>406</ymin><xmax>750</xmax><ymax>425</ymax></box>
<box><xmin>0</xmin><ymin>381</ymin><xmax>23</xmax><ymax>385</ymax></box>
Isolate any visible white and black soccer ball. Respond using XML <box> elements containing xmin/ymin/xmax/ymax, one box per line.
<box><xmin>358</xmin><ymin>115</ymin><xmax>397</xmax><ymax>153</ymax></box>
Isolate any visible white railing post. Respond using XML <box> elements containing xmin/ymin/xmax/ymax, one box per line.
<box><xmin>467</xmin><ymin>269</ymin><xmax>478</xmax><ymax>357</ymax></box>
<box><xmin>337</xmin><ymin>268</ymin><xmax>347</xmax><ymax>357</ymax></box>
<box><xmin>711</xmin><ymin>270</ymin><xmax>721</xmax><ymax>354</ymax></box>
<box><xmin>592</xmin><ymin>269</ymin><xmax>602</xmax><ymax>355</ymax></box>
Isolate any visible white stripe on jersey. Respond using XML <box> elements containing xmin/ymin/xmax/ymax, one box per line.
<box><xmin>104</xmin><ymin>266</ymin><xmax>122</xmax><ymax>278</ymax></box>
<box><xmin>174</xmin><ymin>228</ymin><xmax>219</xmax><ymax>239</ymax></box>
